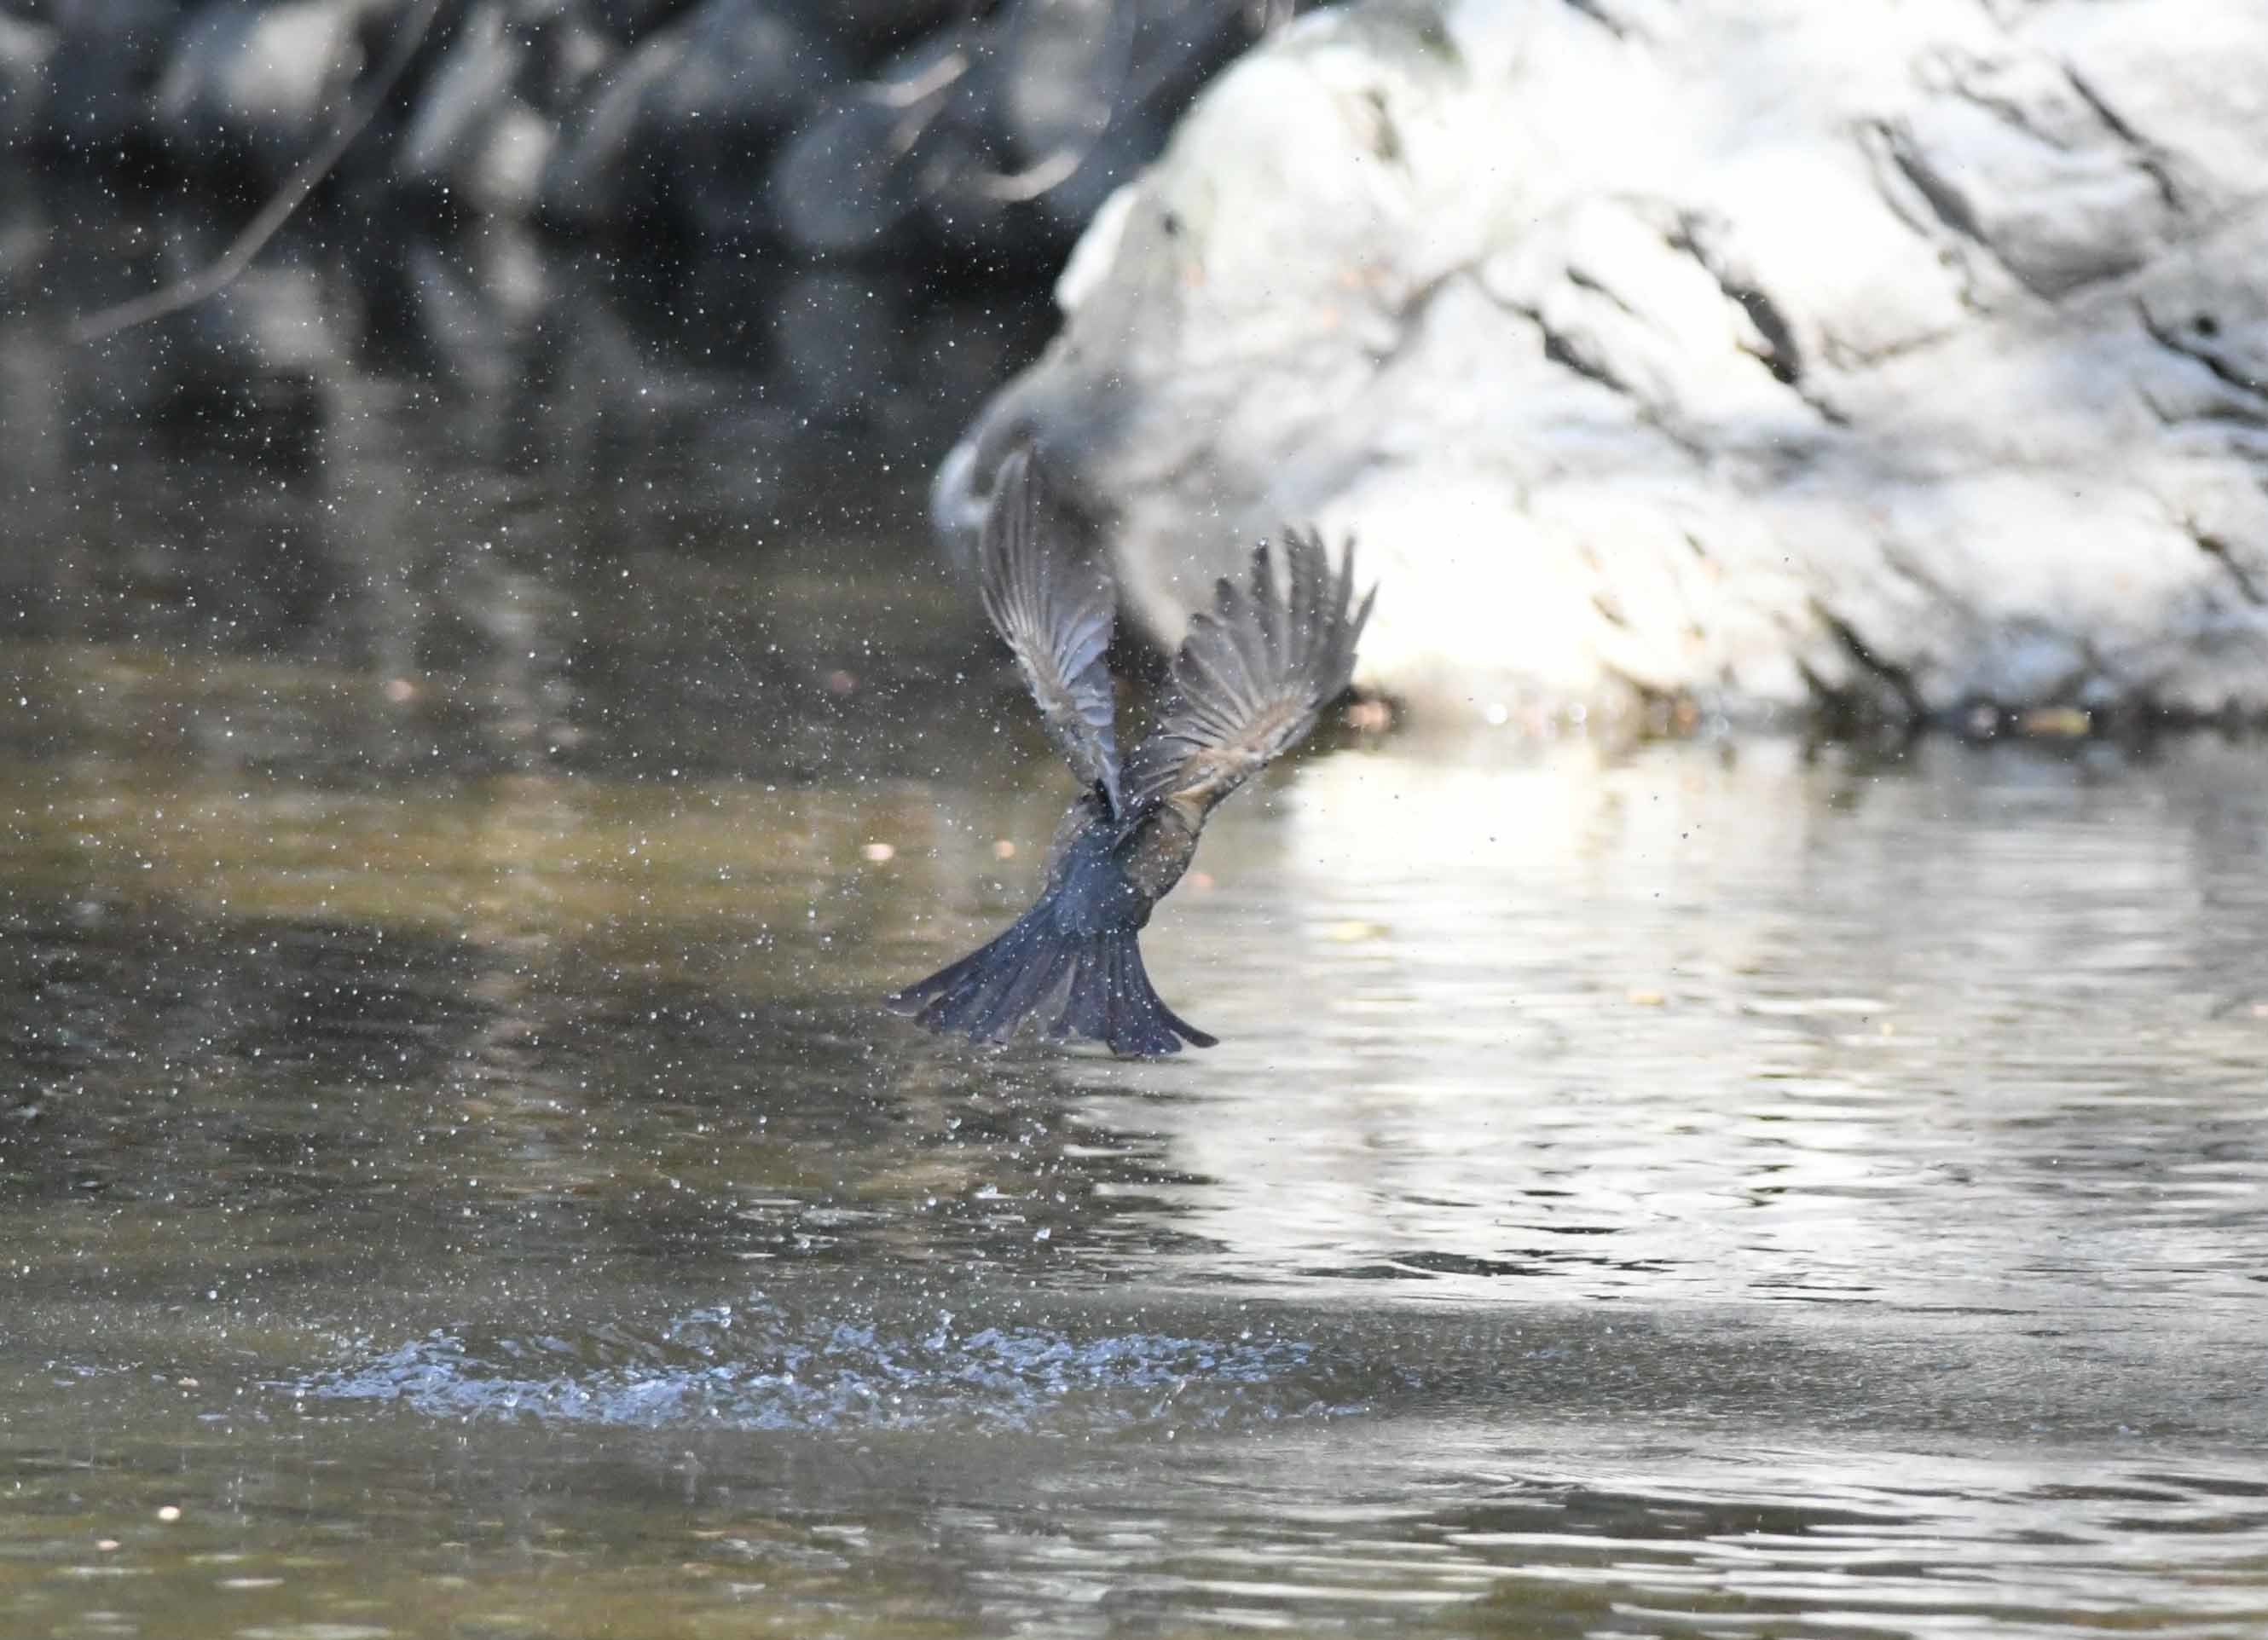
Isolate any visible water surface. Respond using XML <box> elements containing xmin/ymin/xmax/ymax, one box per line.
<box><xmin>3</xmin><ymin>221</ymin><xmax>2266</xmax><ymax>1639</ymax></box>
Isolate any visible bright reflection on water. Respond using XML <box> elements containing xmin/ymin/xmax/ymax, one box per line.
<box><xmin>3</xmin><ymin>245</ymin><xmax>2266</xmax><ymax>1637</ymax></box>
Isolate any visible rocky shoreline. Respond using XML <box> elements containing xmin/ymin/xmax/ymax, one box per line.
<box><xmin>942</xmin><ymin>0</ymin><xmax>2268</xmax><ymax>726</ymax></box>
<box><xmin>14</xmin><ymin>0</ymin><xmax>2268</xmax><ymax>727</ymax></box>
<box><xmin>3</xmin><ymin>0</ymin><xmax>1283</xmax><ymax>266</ymax></box>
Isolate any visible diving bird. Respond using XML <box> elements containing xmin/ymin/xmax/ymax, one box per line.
<box><xmin>890</xmin><ymin>448</ymin><xmax>1376</xmax><ymax>1057</ymax></box>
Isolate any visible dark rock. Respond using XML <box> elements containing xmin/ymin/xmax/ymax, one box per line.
<box><xmin>1024</xmin><ymin>101</ymin><xmax>1176</xmax><ymax>242</ymax></box>
<box><xmin>26</xmin><ymin>0</ymin><xmax>1267</xmax><ymax>262</ymax></box>
<box><xmin>992</xmin><ymin>0</ymin><xmax>1120</xmax><ymax>171</ymax></box>
<box><xmin>61</xmin><ymin>205</ymin><xmax>339</xmax><ymax>455</ymax></box>
<box><xmin>43</xmin><ymin>0</ymin><xmax>183</xmax><ymax>157</ymax></box>
<box><xmin>762</xmin><ymin>18</ymin><xmax>1070</xmax><ymax>266</ymax></box>
<box><xmin>657</xmin><ymin>0</ymin><xmax>850</xmax><ymax>243</ymax></box>
<box><xmin>166</xmin><ymin>229</ymin><xmax>345</xmax><ymax>384</ymax></box>
<box><xmin>657</xmin><ymin>0</ymin><xmax>842</xmax><ymax>150</ymax></box>
<box><xmin>806</xmin><ymin>0</ymin><xmax>1270</xmax><ymax>263</ymax></box>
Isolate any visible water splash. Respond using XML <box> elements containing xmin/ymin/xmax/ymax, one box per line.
<box><xmin>289</xmin><ymin>1303</ymin><xmax>1356</xmax><ymax>1435</ymax></box>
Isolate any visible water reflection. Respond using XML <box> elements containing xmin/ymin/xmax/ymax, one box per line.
<box><xmin>2</xmin><ymin>205</ymin><xmax>2265</xmax><ymax>1638</ymax></box>
<box><xmin>1131</xmin><ymin>736</ymin><xmax>2268</xmax><ymax>1321</ymax></box>
<box><xmin>3</xmin><ymin>189</ymin><xmax>1048</xmax><ymax>797</ymax></box>
<box><xmin>6</xmin><ymin>685</ymin><xmax>2266</xmax><ymax>1633</ymax></box>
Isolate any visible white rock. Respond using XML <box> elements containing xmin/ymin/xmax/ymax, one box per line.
<box><xmin>936</xmin><ymin>0</ymin><xmax>2268</xmax><ymax>723</ymax></box>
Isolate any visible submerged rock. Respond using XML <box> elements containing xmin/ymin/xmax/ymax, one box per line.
<box><xmin>936</xmin><ymin>0</ymin><xmax>2268</xmax><ymax>725</ymax></box>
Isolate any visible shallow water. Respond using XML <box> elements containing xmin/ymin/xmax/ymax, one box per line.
<box><xmin>4</xmin><ymin>228</ymin><xmax>2268</xmax><ymax>1638</ymax></box>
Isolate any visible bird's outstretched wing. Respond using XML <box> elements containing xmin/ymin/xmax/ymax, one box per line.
<box><xmin>1125</xmin><ymin>528</ymin><xmax>1375</xmax><ymax>818</ymax></box>
<box><xmin>978</xmin><ymin>448</ymin><xmax>1122</xmax><ymax>814</ymax></box>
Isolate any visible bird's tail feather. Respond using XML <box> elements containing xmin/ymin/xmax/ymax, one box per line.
<box><xmin>891</xmin><ymin>898</ymin><xmax>1214</xmax><ymax>1057</ymax></box>
<box><xmin>1102</xmin><ymin>929</ymin><xmax>1217</xmax><ymax>1054</ymax></box>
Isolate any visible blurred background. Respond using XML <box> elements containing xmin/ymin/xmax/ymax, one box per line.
<box><xmin>3</xmin><ymin>4</ymin><xmax>2268</xmax><ymax>1637</ymax></box>
<box><xmin>1</xmin><ymin>0</ymin><xmax>1330</xmax><ymax>800</ymax></box>
<box><xmin>3</xmin><ymin>0</ymin><xmax>1312</xmax><ymax>690</ymax></box>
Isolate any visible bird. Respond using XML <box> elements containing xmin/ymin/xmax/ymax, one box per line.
<box><xmin>890</xmin><ymin>447</ymin><xmax>1376</xmax><ymax>1058</ymax></box>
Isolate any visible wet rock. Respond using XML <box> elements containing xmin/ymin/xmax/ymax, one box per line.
<box><xmin>938</xmin><ymin>0</ymin><xmax>2268</xmax><ymax>725</ymax></box>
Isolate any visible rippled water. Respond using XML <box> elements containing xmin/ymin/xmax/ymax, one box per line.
<box><xmin>3</xmin><ymin>227</ymin><xmax>2267</xmax><ymax>1638</ymax></box>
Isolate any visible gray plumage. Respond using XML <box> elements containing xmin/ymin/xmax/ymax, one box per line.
<box><xmin>976</xmin><ymin>448</ymin><xmax>1122</xmax><ymax>815</ymax></box>
<box><xmin>892</xmin><ymin>451</ymin><xmax>1375</xmax><ymax>1057</ymax></box>
<box><xmin>1126</xmin><ymin>528</ymin><xmax>1375</xmax><ymax>817</ymax></box>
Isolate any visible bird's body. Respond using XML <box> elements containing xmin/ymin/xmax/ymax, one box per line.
<box><xmin>890</xmin><ymin>449</ymin><xmax>1374</xmax><ymax>1057</ymax></box>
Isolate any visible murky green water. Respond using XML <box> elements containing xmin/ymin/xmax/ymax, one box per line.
<box><xmin>4</xmin><ymin>232</ymin><xmax>2268</xmax><ymax>1637</ymax></box>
